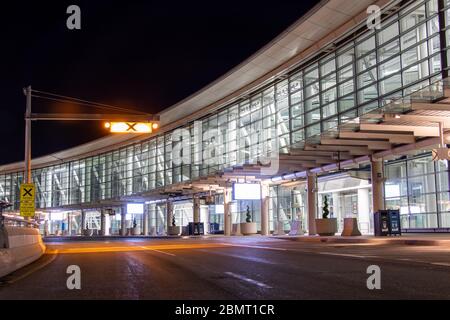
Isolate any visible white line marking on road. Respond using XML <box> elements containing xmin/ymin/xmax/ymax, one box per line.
<box><xmin>318</xmin><ymin>252</ymin><xmax>378</xmax><ymax>259</ymax></box>
<box><xmin>225</xmin><ymin>272</ymin><xmax>272</xmax><ymax>289</ymax></box>
<box><xmin>197</xmin><ymin>249</ymin><xmax>279</xmax><ymax>265</ymax></box>
<box><xmin>430</xmin><ymin>262</ymin><xmax>450</xmax><ymax>267</ymax></box>
<box><xmin>139</xmin><ymin>246</ymin><xmax>176</xmax><ymax>256</ymax></box>
<box><xmin>221</xmin><ymin>244</ymin><xmax>288</xmax><ymax>251</ymax></box>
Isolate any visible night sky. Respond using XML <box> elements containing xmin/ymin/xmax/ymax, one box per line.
<box><xmin>0</xmin><ymin>0</ymin><xmax>319</xmax><ymax>165</ymax></box>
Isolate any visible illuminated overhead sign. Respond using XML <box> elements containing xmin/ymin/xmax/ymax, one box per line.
<box><xmin>105</xmin><ymin>122</ymin><xmax>159</xmax><ymax>133</ymax></box>
<box><xmin>232</xmin><ymin>183</ymin><xmax>261</xmax><ymax>200</ymax></box>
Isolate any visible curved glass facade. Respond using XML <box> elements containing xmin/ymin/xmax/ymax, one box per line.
<box><xmin>0</xmin><ymin>0</ymin><xmax>448</xmax><ymax>217</ymax></box>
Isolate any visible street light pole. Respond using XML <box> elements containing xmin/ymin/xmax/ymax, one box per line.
<box><xmin>24</xmin><ymin>86</ymin><xmax>32</xmax><ymax>184</ymax></box>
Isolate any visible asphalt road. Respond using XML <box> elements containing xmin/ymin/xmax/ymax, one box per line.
<box><xmin>1</xmin><ymin>236</ymin><xmax>450</xmax><ymax>299</ymax></box>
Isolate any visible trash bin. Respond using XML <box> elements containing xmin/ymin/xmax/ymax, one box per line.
<box><xmin>188</xmin><ymin>222</ymin><xmax>205</xmax><ymax>235</ymax></box>
<box><xmin>374</xmin><ymin>210</ymin><xmax>401</xmax><ymax>236</ymax></box>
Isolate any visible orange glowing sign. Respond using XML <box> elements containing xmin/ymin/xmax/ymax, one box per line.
<box><xmin>105</xmin><ymin>122</ymin><xmax>159</xmax><ymax>133</ymax></box>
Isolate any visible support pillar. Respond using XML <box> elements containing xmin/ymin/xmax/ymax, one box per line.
<box><xmin>67</xmin><ymin>212</ymin><xmax>72</xmax><ymax>236</ymax></box>
<box><xmin>81</xmin><ymin>210</ymin><xmax>86</xmax><ymax>234</ymax></box>
<box><xmin>260</xmin><ymin>183</ymin><xmax>270</xmax><ymax>236</ymax></box>
<box><xmin>357</xmin><ymin>187</ymin><xmax>371</xmax><ymax>234</ymax></box>
<box><xmin>224</xmin><ymin>187</ymin><xmax>232</xmax><ymax>236</ymax></box>
<box><xmin>371</xmin><ymin>159</ymin><xmax>385</xmax><ymax>213</ymax></box>
<box><xmin>143</xmin><ymin>204</ymin><xmax>149</xmax><ymax>236</ymax></box>
<box><xmin>100</xmin><ymin>209</ymin><xmax>106</xmax><ymax>236</ymax></box>
<box><xmin>307</xmin><ymin>172</ymin><xmax>317</xmax><ymax>235</ymax></box>
<box><xmin>193</xmin><ymin>196</ymin><xmax>200</xmax><ymax>224</ymax></box>
<box><xmin>166</xmin><ymin>201</ymin><xmax>174</xmax><ymax>234</ymax></box>
<box><xmin>121</xmin><ymin>205</ymin><xmax>127</xmax><ymax>236</ymax></box>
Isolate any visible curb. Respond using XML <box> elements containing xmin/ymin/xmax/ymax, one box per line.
<box><xmin>272</xmin><ymin>236</ymin><xmax>450</xmax><ymax>246</ymax></box>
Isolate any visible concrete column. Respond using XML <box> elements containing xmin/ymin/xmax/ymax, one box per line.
<box><xmin>224</xmin><ymin>187</ymin><xmax>232</xmax><ymax>236</ymax></box>
<box><xmin>166</xmin><ymin>201</ymin><xmax>174</xmax><ymax>233</ymax></box>
<box><xmin>67</xmin><ymin>212</ymin><xmax>72</xmax><ymax>236</ymax></box>
<box><xmin>100</xmin><ymin>210</ymin><xmax>106</xmax><ymax>236</ymax></box>
<box><xmin>371</xmin><ymin>159</ymin><xmax>385</xmax><ymax>213</ymax></box>
<box><xmin>260</xmin><ymin>183</ymin><xmax>270</xmax><ymax>236</ymax></box>
<box><xmin>121</xmin><ymin>205</ymin><xmax>127</xmax><ymax>236</ymax></box>
<box><xmin>193</xmin><ymin>197</ymin><xmax>201</xmax><ymax>224</ymax></box>
<box><xmin>307</xmin><ymin>173</ymin><xmax>317</xmax><ymax>235</ymax></box>
<box><xmin>357</xmin><ymin>187</ymin><xmax>371</xmax><ymax>234</ymax></box>
<box><xmin>143</xmin><ymin>204</ymin><xmax>149</xmax><ymax>236</ymax></box>
<box><xmin>81</xmin><ymin>210</ymin><xmax>86</xmax><ymax>233</ymax></box>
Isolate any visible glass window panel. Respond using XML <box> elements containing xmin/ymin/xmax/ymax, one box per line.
<box><xmin>358</xmin><ymin>68</ymin><xmax>377</xmax><ymax>88</ymax></box>
<box><xmin>305</xmin><ymin>83</ymin><xmax>319</xmax><ymax>98</ymax></box>
<box><xmin>339</xmin><ymin>109</ymin><xmax>357</xmax><ymax>123</ymax></box>
<box><xmin>358</xmin><ymin>101</ymin><xmax>379</xmax><ymax>115</ymax></box>
<box><xmin>358</xmin><ymin>85</ymin><xmax>378</xmax><ymax>103</ymax></box>
<box><xmin>400</xmin><ymin>5</ymin><xmax>426</xmax><ymax>32</ymax></box>
<box><xmin>305</xmin><ymin>109</ymin><xmax>321</xmax><ymax>124</ymax></box>
<box><xmin>339</xmin><ymin>94</ymin><xmax>355</xmax><ymax>112</ymax></box>
<box><xmin>356</xmin><ymin>36</ymin><xmax>375</xmax><ymax>58</ymax></box>
<box><xmin>322</xmin><ymin>117</ymin><xmax>338</xmax><ymax>131</ymax></box>
<box><xmin>339</xmin><ymin>79</ymin><xmax>354</xmax><ymax>97</ymax></box>
<box><xmin>306</xmin><ymin>124</ymin><xmax>321</xmax><ymax>138</ymax></box>
<box><xmin>320</xmin><ymin>73</ymin><xmax>336</xmax><ymax>91</ymax></box>
<box><xmin>428</xmin><ymin>16</ymin><xmax>439</xmax><ymax>36</ymax></box>
<box><xmin>401</xmin><ymin>23</ymin><xmax>427</xmax><ymax>50</ymax></box>
<box><xmin>305</xmin><ymin>96</ymin><xmax>320</xmax><ymax>111</ymax></box>
<box><xmin>304</xmin><ymin>67</ymin><xmax>319</xmax><ymax>85</ymax></box>
<box><xmin>322</xmin><ymin>87</ymin><xmax>336</xmax><ymax>104</ymax></box>
<box><xmin>403</xmin><ymin>61</ymin><xmax>429</xmax><ymax>85</ymax></box>
<box><xmin>429</xmin><ymin>35</ymin><xmax>440</xmax><ymax>55</ymax></box>
<box><xmin>320</xmin><ymin>58</ymin><xmax>336</xmax><ymax>76</ymax></box>
<box><xmin>291</xmin><ymin>118</ymin><xmax>303</xmax><ymax>131</ymax></box>
<box><xmin>322</xmin><ymin>102</ymin><xmax>337</xmax><ymax>118</ymax></box>
<box><xmin>402</xmin><ymin>42</ymin><xmax>428</xmax><ymax>69</ymax></box>
<box><xmin>337</xmin><ymin>43</ymin><xmax>354</xmax><ymax>67</ymax></box>
<box><xmin>379</xmin><ymin>56</ymin><xmax>401</xmax><ymax>78</ymax></box>
<box><xmin>290</xmin><ymin>90</ymin><xmax>303</xmax><ymax>105</ymax></box>
<box><xmin>378</xmin><ymin>21</ymin><xmax>399</xmax><ymax>45</ymax></box>
<box><xmin>292</xmin><ymin>129</ymin><xmax>305</xmax><ymax>144</ymax></box>
<box><xmin>380</xmin><ymin>74</ymin><xmax>402</xmax><ymax>95</ymax></box>
<box><xmin>378</xmin><ymin>39</ymin><xmax>400</xmax><ymax>62</ymax></box>
<box><xmin>427</xmin><ymin>0</ymin><xmax>438</xmax><ymax>15</ymax></box>
<box><xmin>338</xmin><ymin>64</ymin><xmax>353</xmax><ymax>82</ymax></box>
<box><xmin>291</xmin><ymin>104</ymin><xmax>303</xmax><ymax>118</ymax></box>
<box><xmin>357</xmin><ymin>52</ymin><xmax>377</xmax><ymax>73</ymax></box>
<box><xmin>290</xmin><ymin>73</ymin><xmax>302</xmax><ymax>92</ymax></box>
<box><xmin>408</xmin><ymin>155</ymin><xmax>434</xmax><ymax>176</ymax></box>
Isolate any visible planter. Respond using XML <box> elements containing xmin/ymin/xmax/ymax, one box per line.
<box><xmin>341</xmin><ymin>218</ymin><xmax>362</xmax><ymax>236</ymax></box>
<box><xmin>168</xmin><ymin>226</ymin><xmax>181</xmax><ymax>236</ymax></box>
<box><xmin>315</xmin><ymin>218</ymin><xmax>337</xmax><ymax>236</ymax></box>
<box><xmin>240</xmin><ymin>222</ymin><xmax>257</xmax><ymax>235</ymax></box>
<box><xmin>83</xmin><ymin>229</ymin><xmax>93</xmax><ymax>237</ymax></box>
<box><xmin>132</xmin><ymin>227</ymin><xmax>141</xmax><ymax>236</ymax></box>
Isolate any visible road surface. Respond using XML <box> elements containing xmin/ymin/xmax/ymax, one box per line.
<box><xmin>1</xmin><ymin>236</ymin><xmax>450</xmax><ymax>299</ymax></box>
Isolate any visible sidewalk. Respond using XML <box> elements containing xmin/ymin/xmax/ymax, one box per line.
<box><xmin>272</xmin><ymin>233</ymin><xmax>450</xmax><ymax>246</ymax></box>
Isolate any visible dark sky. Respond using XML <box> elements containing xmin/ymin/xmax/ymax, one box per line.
<box><xmin>0</xmin><ymin>0</ymin><xmax>319</xmax><ymax>165</ymax></box>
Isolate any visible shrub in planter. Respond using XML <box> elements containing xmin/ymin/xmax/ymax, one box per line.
<box><xmin>315</xmin><ymin>195</ymin><xmax>337</xmax><ymax>236</ymax></box>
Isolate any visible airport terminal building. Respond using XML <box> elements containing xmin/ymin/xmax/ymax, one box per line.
<box><xmin>2</xmin><ymin>0</ymin><xmax>450</xmax><ymax>236</ymax></box>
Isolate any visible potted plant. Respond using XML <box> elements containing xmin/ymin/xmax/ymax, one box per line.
<box><xmin>168</xmin><ymin>215</ymin><xmax>181</xmax><ymax>235</ymax></box>
<box><xmin>240</xmin><ymin>205</ymin><xmax>257</xmax><ymax>235</ymax></box>
<box><xmin>132</xmin><ymin>217</ymin><xmax>141</xmax><ymax>236</ymax></box>
<box><xmin>315</xmin><ymin>196</ymin><xmax>337</xmax><ymax>236</ymax></box>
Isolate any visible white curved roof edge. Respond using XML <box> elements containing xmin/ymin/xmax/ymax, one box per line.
<box><xmin>0</xmin><ymin>0</ymin><xmax>396</xmax><ymax>174</ymax></box>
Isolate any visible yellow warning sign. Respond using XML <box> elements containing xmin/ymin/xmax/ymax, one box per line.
<box><xmin>20</xmin><ymin>183</ymin><xmax>35</xmax><ymax>217</ymax></box>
